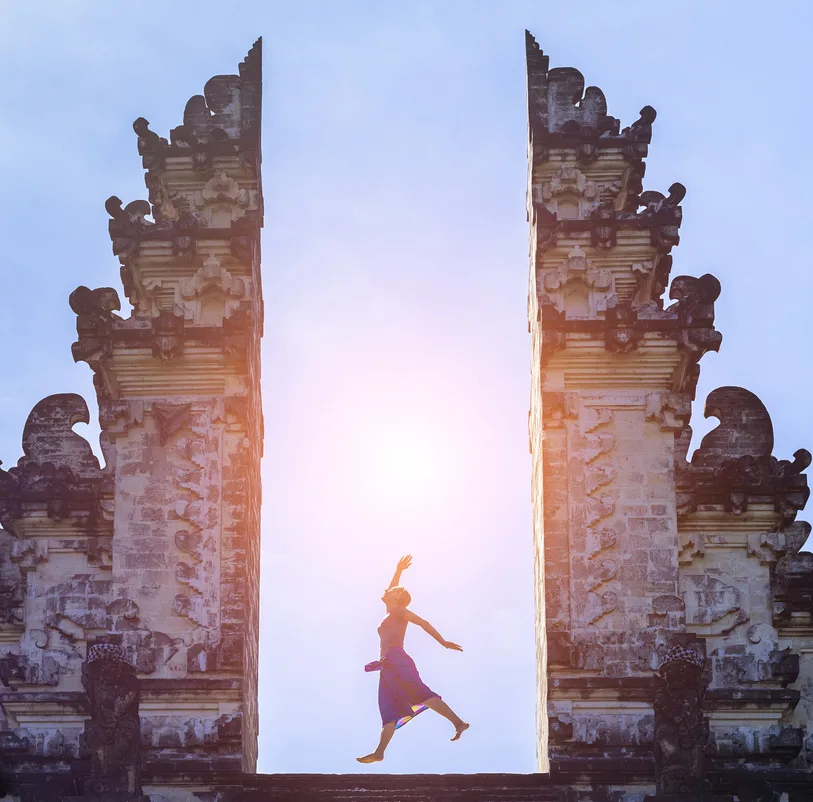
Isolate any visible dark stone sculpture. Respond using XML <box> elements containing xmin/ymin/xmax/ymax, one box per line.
<box><xmin>622</xmin><ymin>105</ymin><xmax>657</xmax><ymax>143</ymax></box>
<box><xmin>70</xmin><ymin>286</ymin><xmax>122</xmax><ymax>369</ymax></box>
<box><xmin>80</xmin><ymin>643</ymin><xmax>145</xmax><ymax>800</ymax></box>
<box><xmin>652</xmin><ymin>644</ymin><xmax>711</xmax><ymax>795</ymax></box>
<box><xmin>678</xmin><ymin>387</ymin><xmax>810</xmax><ymax>522</ymax></box>
<box><xmin>604</xmin><ymin>302</ymin><xmax>642</xmax><ymax>353</ymax></box>
<box><xmin>151</xmin><ymin>310</ymin><xmax>184</xmax><ymax>361</ymax></box>
<box><xmin>693</xmin><ymin>387</ymin><xmax>774</xmax><ymax>469</ymax></box>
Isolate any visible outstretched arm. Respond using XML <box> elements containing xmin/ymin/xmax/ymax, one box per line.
<box><xmin>403</xmin><ymin>609</ymin><xmax>463</xmax><ymax>651</ymax></box>
<box><xmin>388</xmin><ymin>554</ymin><xmax>412</xmax><ymax>590</ymax></box>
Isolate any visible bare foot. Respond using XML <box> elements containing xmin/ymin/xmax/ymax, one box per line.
<box><xmin>451</xmin><ymin>722</ymin><xmax>470</xmax><ymax>741</ymax></box>
<box><xmin>356</xmin><ymin>752</ymin><xmax>384</xmax><ymax>764</ymax></box>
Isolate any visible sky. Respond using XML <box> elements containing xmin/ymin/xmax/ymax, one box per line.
<box><xmin>1</xmin><ymin>0</ymin><xmax>812</xmax><ymax>776</ymax></box>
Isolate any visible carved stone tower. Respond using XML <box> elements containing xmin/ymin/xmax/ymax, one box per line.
<box><xmin>527</xmin><ymin>31</ymin><xmax>813</xmax><ymax>797</ymax></box>
<box><xmin>0</xmin><ymin>41</ymin><xmax>263</xmax><ymax>798</ymax></box>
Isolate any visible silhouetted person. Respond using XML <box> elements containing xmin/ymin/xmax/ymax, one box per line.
<box><xmin>357</xmin><ymin>555</ymin><xmax>469</xmax><ymax>763</ymax></box>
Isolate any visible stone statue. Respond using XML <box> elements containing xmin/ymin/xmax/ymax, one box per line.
<box><xmin>81</xmin><ymin>643</ymin><xmax>143</xmax><ymax>799</ymax></box>
<box><xmin>653</xmin><ymin>644</ymin><xmax>711</xmax><ymax>795</ymax></box>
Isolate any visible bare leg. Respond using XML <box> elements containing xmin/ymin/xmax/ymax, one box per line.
<box><xmin>421</xmin><ymin>695</ymin><xmax>470</xmax><ymax>741</ymax></box>
<box><xmin>357</xmin><ymin>721</ymin><xmax>396</xmax><ymax>763</ymax></box>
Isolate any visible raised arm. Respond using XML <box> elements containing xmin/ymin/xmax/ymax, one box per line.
<box><xmin>388</xmin><ymin>554</ymin><xmax>412</xmax><ymax>590</ymax></box>
<box><xmin>403</xmin><ymin>609</ymin><xmax>463</xmax><ymax>652</ymax></box>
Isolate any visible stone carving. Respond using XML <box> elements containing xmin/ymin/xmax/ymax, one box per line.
<box><xmin>604</xmin><ymin>302</ymin><xmax>641</xmax><ymax>353</ymax></box>
<box><xmin>590</xmin><ymin>206</ymin><xmax>617</xmax><ymax>250</ymax></box>
<box><xmin>81</xmin><ymin>644</ymin><xmax>144</xmax><ymax>799</ymax></box>
<box><xmin>105</xmin><ymin>196</ymin><xmax>153</xmax><ymax>259</ymax></box>
<box><xmin>681</xmin><ymin>575</ymin><xmax>742</xmax><ymax>628</ymax></box>
<box><xmin>151</xmin><ymin>309</ymin><xmax>184</xmax><ymax>361</ymax></box>
<box><xmin>646</xmin><ymin>391</ymin><xmax>692</xmax><ymax>433</ymax></box>
<box><xmin>541</xmin><ymin>391</ymin><xmax>578</xmax><ymax>429</ymax></box>
<box><xmin>9</xmin><ymin>538</ymin><xmax>47</xmax><ymax>573</ymax></box>
<box><xmin>19</xmin><ymin>394</ymin><xmax>100</xmax><ymax>477</ymax></box>
<box><xmin>532</xmin><ymin>55</ymin><xmax>617</xmax><ymax>136</ymax></box>
<box><xmin>770</xmin><ymin>521</ymin><xmax>813</xmax><ymax>626</ymax></box>
<box><xmin>69</xmin><ymin>286</ymin><xmax>121</xmax><ymax>369</ymax></box>
<box><xmin>693</xmin><ymin>387</ymin><xmax>775</xmax><ymax>469</ymax></box>
<box><xmin>621</xmin><ymin>105</ymin><xmax>657</xmax><ymax>143</ymax></box>
<box><xmin>584</xmin><ymin>590</ymin><xmax>618</xmax><ymax>625</ymax></box>
<box><xmin>0</xmin><ymin>531</ymin><xmax>24</xmax><ymax>628</ymax></box>
<box><xmin>222</xmin><ymin>306</ymin><xmax>252</xmax><ymax>363</ymax></box>
<box><xmin>717</xmin><ymin>450</ymin><xmax>811</xmax><ymax>519</ymax></box>
<box><xmin>171</xmin><ymin>211</ymin><xmax>199</xmax><ymax>260</ymax></box>
<box><xmin>105</xmin><ymin>196</ymin><xmax>152</xmax><ymax>226</ymax></box>
<box><xmin>193</xmin><ymin>172</ymin><xmax>252</xmax><ymax>227</ymax></box>
<box><xmin>639</xmin><ymin>182</ymin><xmax>686</xmax><ymax>215</ymax></box>
<box><xmin>584</xmin><ymin>463</ymin><xmax>615</xmax><ymax>495</ymax></box>
<box><xmin>152</xmin><ymin>403</ymin><xmax>193</xmax><ymax>445</ymax></box>
<box><xmin>633</xmin><ymin>254</ymin><xmax>673</xmax><ymax>306</ymax></box>
<box><xmin>178</xmin><ymin>254</ymin><xmax>246</xmax><ymax>323</ymax></box>
<box><xmin>231</xmin><ymin>209</ymin><xmax>261</xmax><ymax>260</ymax></box>
<box><xmin>586</xmin><ymin>526</ymin><xmax>617</xmax><ymax>558</ymax></box>
<box><xmin>98</xmin><ymin>400</ymin><xmax>145</xmax><ymax>439</ymax></box>
<box><xmin>652</xmin><ymin>644</ymin><xmax>710</xmax><ymax>795</ymax></box>
<box><xmin>538</xmin><ymin>167</ymin><xmax>601</xmax><ymax>219</ymax></box>
<box><xmin>639</xmin><ymin>182</ymin><xmax>686</xmax><ymax>251</ymax></box>
<box><xmin>169</xmin><ymin>38</ymin><xmax>261</xmax><ymax>147</ymax></box>
<box><xmin>678</xmin><ymin>387</ymin><xmax>809</xmax><ymax>522</ymax></box>
<box><xmin>0</xmin><ymin>394</ymin><xmax>106</xmax><ymax>528</ymax></box>
<box><xmin>541</xmin><ymin>245</ymin><xmax>614</xmax><ymax>317</ymax></box>
<box><xmin>132</xmin><ymin>117</ymin><xmax>167</xmax><ymax>170</ymax></box>
<box><xmin>667</xmin><ymin>273</ymin><xmax>723</xmax><ymax>358</ymax></box>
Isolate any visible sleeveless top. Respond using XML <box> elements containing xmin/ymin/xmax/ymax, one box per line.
<box><xmin>378</xmin><ymin>611</ymin><xmax>408</xmax><ymax>658</ymax></box>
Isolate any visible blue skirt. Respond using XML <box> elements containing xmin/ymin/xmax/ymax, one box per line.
<box><xmin>366</xmin><ymin>647</ymin><xmax>439</xmax><ymax>728</ymax></box>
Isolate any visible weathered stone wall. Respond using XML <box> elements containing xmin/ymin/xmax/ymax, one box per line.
<box><xmin>526</xmin><ymin>30</ymin><xmax>813</xmax><ymax>798</ymax></box>
<box><xmin>0</xmin><ymin>40</ymin><xmax>264</xmax><ymax>798</ymax></box>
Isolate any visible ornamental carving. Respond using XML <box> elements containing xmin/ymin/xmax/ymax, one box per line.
<box><xmin>193</xmin><ymin>172</ymin><xmax>253</xmax><ymax>227</ymax></box>
<box><xmin>105</xmin><ymin>196</ymin><xmax>153</xmax><ymax>258</ymax></box>
<box><xmin>538</xmin><ymin>167</ymin><xmax>602</xmax><ymax>219</ymax></box>
<box><xmin>678</xmin><ymin>388</ymin><xmax>810</xmax><ymax>523</ymax></box>
<box><xmin>646</xmin><ymin>391</ymin><xmax>692</xmax><ymax>433</ymax></box>
<box><xmin>81</xmin><ymin>644</ymin><xmax>144</xmax><ymax>799</ymax></box>
<box><xmin>693</xmin><ymin>387</ymin><xmax>774</xmax><ymax>469</ymax></box>
<box><xmin>653</xmin><ymin>644</ymin><xmax>711</xmax><ymax>795</ymax></box>
<box><xmin>604</xmin><ymin>302</ymin><xmax>641</xmax><ymax>353</ymax></box>
<box><xmin>639</xmin><ymin>182</ymin><xmax>686</xmax><ymax>251</ymax></box>
<box><xmin>168</xmin><ymin>38</ymin><xmax>261</xmax><ymax>147</ymax></box>
<box><xmin>69</xmin><ymin>285</ymin><xmax>122</xmax><ymax>370</ymax></box>
<box><xmin>541</xmin><ymin>245</ymin><xmax>614</xmax><ymax>317</ymax></box>
<box><xmin>151</xmin><ymin>309</ymin><xmax>184</xmax><ymax>361</ymax></box>
<box><xmin>666</xmin><ymin>273</ymin><xmax>723</xmax><ymax>359</ymax></box>
<box><xmin>177</xmin><ymin>254</ymin><xmax>246</xmax><ymax>323</ymax></box>
<box><xmin>132</xmin><ymin>116</ymin><xmax>167</xmax><ymax>171</ymax></box>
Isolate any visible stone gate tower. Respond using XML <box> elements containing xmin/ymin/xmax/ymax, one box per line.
<box><xmin>1</xmin><ymin>29</ymin><xmax>813</xmax><ymax>802</ymax></box>
<box><xmin>527</xmin><ymin>30</ymin><xmax>813</xmax><ymax>797</ymax></box>
<box><xmin>0</xmin><ymin>41</ymin><xmax>263</xmax><ymax>798</ymax></box>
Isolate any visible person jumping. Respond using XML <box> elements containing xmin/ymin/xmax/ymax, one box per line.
<box><xmin>356</xmin><ymin>554</ymin><xmax>469</xmax><ymax>764</ymax></box>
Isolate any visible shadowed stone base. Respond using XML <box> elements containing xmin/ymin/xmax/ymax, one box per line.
<box><xmin>644</xmin><ymin>796</ymin><xmax>736</xmax><ymax>802</ymax></box>
<box><xmin>62</xmin><ymin>797</ymin><xmax>149</xmax><ymax>802</ymax></box>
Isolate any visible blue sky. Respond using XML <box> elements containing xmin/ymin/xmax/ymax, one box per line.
<box><xmin>1</xmin><ymin>0</ymin><xmax>811</xmax><ymax>775</ymax></box>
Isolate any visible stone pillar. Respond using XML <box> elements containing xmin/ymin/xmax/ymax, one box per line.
<box><xmin>76</xmin><ymin>643</ymin><xmax>146</xmax><ymax>801</ymax></box>
<box><xmin>525</xmin><ymin>32</ymin><xmax>721</xmax><ymax>784</ymax></box>
<box><xmin>0</xmin><ymin>40</ymin><xmax>263</xmax><ymax>799</ymax></box>
<box><xmin>75</xmin><ymin>40</ymin><xmax>264</xmax><ymax>780</ymax></box>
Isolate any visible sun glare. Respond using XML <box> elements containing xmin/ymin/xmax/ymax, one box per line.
<box><xmin>363</xmin><ymin>428</ymin><xmax>445</xmax><ymax>501</ymax></box>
